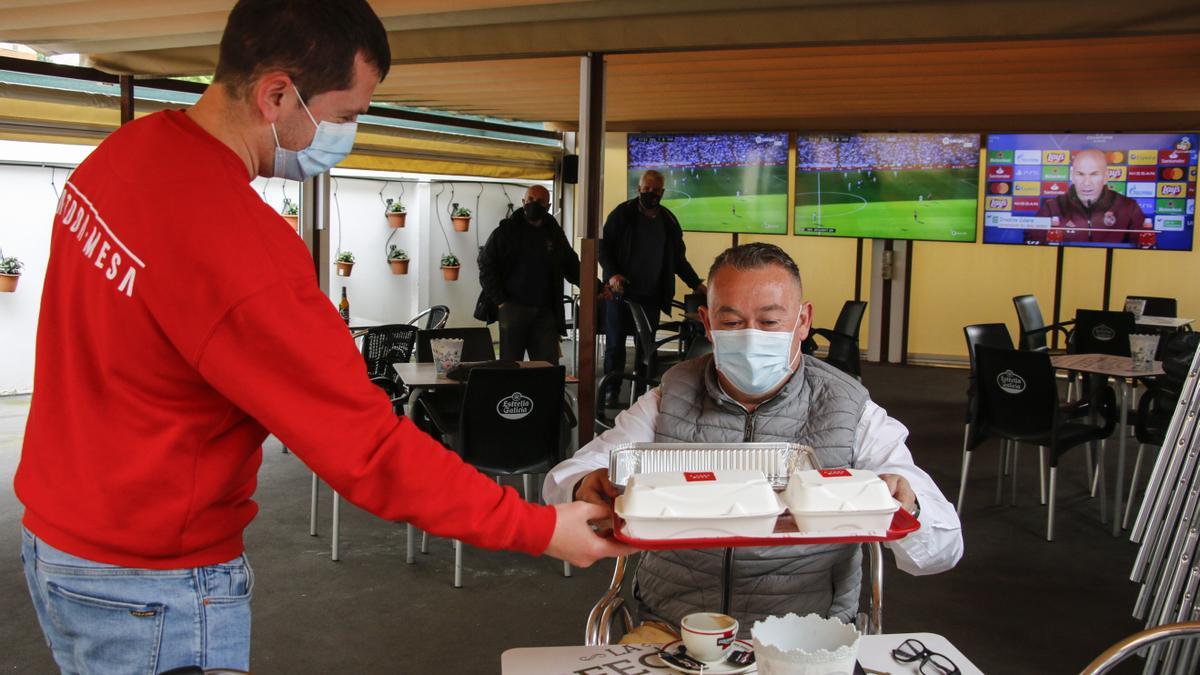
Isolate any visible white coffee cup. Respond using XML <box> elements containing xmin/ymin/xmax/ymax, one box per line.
<box><xmin>680</xmin><ymin>612</ymin><xmax>739</xmax><ymax>662</ymax></box>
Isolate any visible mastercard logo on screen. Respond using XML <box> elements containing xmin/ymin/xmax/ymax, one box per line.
<box><xmin>989</xmin><ymin>182</ymin><xmax>1011</xmax><ymax>194</ymax></box>
<box><xmin>1107</xmin><ymin>151</ymin><xmax>1126</xmax><ymax>164</ymax></box>
<box><xmin>1161</xmin><ymin>167</ymin><xmax>1186</xmax><ymax>181</ymax></box>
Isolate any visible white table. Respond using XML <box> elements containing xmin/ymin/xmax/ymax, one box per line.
<box><xmin>501</xmin><ymin>632</ymin><xmax>982</xmax><ymax>674</ymax></box>
<box><xmin>1136</xmin><ymin>316</ymin><xmax>1193</xmax><ymax>330</ymax></box>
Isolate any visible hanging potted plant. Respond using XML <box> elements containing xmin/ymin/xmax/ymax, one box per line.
<box><xmin>0</xmin><ymin>253</ymin><xmax>23</xmax><ymax>293</ymax></box>
<box><xmin>385</xmin><ymin>198</ymin><xmax>407</xmax><ymax>228</ymax></box>
<box><xmin>387</xmin><ymin>245</ymin><xmax>410</xmax><ymax>275</ymax></box>
<box><xmin>440</xmin><ymin>253</ymin><xmax>461</xmax><ymax>281</ymax></box>
<box><xmin>451</xmin><ymin>205</ymin><xmax>472</xmax><ymax>232</ymax></box>
<box><xmin>335</xmin><ymin>251</ymin><xmax>355</xmax><ymax>277</ymax></box>
<box><xmin>280</xmin><ymin>197</ymin><xmax>299</xmax><ymax>228</ymax></box>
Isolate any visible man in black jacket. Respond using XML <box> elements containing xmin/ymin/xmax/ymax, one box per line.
<box><xmin>599</xmin><ymin>170</ymin><xmax>706</xmax><ymax>406</ymax></box>
<box><xmin>479</xmin><ymin>185</ymin><xmax>580</xmax><ymax>362</ymax></box>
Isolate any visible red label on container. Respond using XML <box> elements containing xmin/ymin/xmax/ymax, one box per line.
<box><xmin>684</xmin><ymin>472</ymin><xmax>717</xmax><ymax>482</ymax></box>
<box><xmin>818</xmin><ymin>469</ymin><xmax>853</xmax><ymax>478</ymax></box>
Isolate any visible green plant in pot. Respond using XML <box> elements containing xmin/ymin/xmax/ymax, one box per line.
<box><xmin>387</xmin><ymin>245</ymin><xmax>410</xmax><ymax>275</ymax></box>
<box><xmin>385</xmin><ymin>198</ymin><xmax>407</xmax><ymax>228</ymax></box>
<box><xmin>451</xmin><ymin>205</ymin><xmax>471</xmax><ymax>232</ymax></box>
<box><xmin>280</xmin><ymin>197</ymin><xmax>299</xmax><ymax>228</ymax></box>
<box><xmin>0</xmin><ymin>253</ymin><xmax>23</xmax><ymax>293</ymax></box>
<box><xmin>335</xmin><ymin>250</ymin><xmax>355</xmax><ymax>277</ymax></box>
<box><xmin>440</xmin><ymin>252</ymin><xmax>460</xmax><ymax>281</ymax></box>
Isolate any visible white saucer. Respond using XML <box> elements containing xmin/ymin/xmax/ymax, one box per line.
<box><xmin>655</xmin><ymin>639</ymin><xmax>756</xmax><ymax>674</ymax></box>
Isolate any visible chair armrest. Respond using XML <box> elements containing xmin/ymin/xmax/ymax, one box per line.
<box><xmin>414</xmin><ymin>392</ymin><xmax>456</xmax><ymax>439</ymax></box>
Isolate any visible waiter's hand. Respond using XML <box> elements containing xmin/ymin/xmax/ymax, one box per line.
<box><xmin>575</xmin><ymin>468</ymin><xmax>620</xmax><ymax>509</ymax></box>
<box><xmin>693</xmin><ymin>282</ymin><xmax>708</xmax><ymax>295</ymax></box>
<box><xmin>608</xmin><ymin>274</ymin><xmax>627</xmax><ymax>294</ymax></box>
<box><xmin>599</xmin><ymin>285</ymin><xmax>615</xmax><ymax>302</ymax></box>
<box><xmin>879</xmin><ymin>473</ymin><xmax>917</xmax><ymax>513</ymax></box>
<box><xmin>544</xmin><ymin>501</ymin><xmax>637</xmax><ymax>567</ymax></box>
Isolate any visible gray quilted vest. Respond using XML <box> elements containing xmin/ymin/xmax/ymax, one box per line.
<box><xmin>636</xmin><ymin>354</ymin><xmax>869</xmax><ymax>635</ymax></box>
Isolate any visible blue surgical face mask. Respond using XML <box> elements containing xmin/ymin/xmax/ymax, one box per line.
<box><xmin>272</xmin><ymin>85</ymin><xmax>357</xmax><ymax>181</ymax></box>
<box><xmin>710</xmin><ymin>318</ymin><xmax>803</xmax><ymax>397</ymax></box>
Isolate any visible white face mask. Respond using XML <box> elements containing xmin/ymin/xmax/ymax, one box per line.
<box><xmin>710</xmin><ymin>316</ymin><xmax>803</xmax><ymax>397</ymax></box>
<box><xmin>272</xmin><ymin>85</ymin><xmax>357</xmax><ymax>181</ymax></box>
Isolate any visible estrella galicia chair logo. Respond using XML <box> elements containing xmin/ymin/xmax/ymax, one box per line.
<box><xmin>997</xmin><ymin>370</ymin><xmax>1026</xmax><ymax>394</ymax></box>
<box><xmin>1092</xmin><ymin>324</ymin><xmax>1116</xmax><ymax>341</ymax></box>
<box><xmin>497</xmin><ymin>392</ymin><xmax>534</xmax><ymax>420</ymax></box>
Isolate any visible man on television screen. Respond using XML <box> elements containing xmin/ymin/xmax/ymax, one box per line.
<box><xmin>1029</xmin><ymin>148</ymin><xmax>1149</xmax><ymax>245</ymax></box>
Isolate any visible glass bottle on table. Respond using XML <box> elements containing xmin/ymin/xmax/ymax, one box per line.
<box><xmin>339</xmin><ymin>287</ymin><xmax>350</xmax><ymax>325</ymax></box>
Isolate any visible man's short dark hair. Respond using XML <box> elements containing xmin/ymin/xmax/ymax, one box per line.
<box><xmin>708</xmin><ymin>243</ymin><xmax>803</xmax><ymax>290</ymax></box>
<box><xmin>214</xmin><ymin>0</ymin><xmax>391</xmax><ymax>100</ymax></box>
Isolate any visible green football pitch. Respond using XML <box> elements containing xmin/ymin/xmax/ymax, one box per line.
<box><xmin>661</xmin><ymin>194</ymin><xmax>789</xmax><ymax>234</ymax></box>
<box><xmin>793</xmin><ymin>168</ymin><xmax>978</xmax><ymax>242</ymax></box>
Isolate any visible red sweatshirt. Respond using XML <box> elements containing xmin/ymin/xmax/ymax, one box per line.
<box><xmin>15</xmin><ymin>110</ymin><xmax>555</xmax><ymax>569</ymax></box>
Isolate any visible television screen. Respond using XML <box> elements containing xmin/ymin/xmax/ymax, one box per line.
<box><xmin>627</xmin><ymin>132</ymin><xmax>789</xmax><ymax>234</ymax></box>
<box><xmin>982</xmin><ymin>133</ymin><xmax>1197</xmax><ymax>251</ymax></box>
<box><xmin>793</xmin><ymin>133</ymin><xmax>980</xmax><ymax>242</ymax></box>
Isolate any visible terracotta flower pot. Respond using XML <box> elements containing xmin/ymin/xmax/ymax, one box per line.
<box><xmin>452</xmin><ymin>216</ymin><xmax>471</xmax><ymax>232</ymax></box>
<box><xmin>441</xmin><ymin>265</ymin><xmax>461</xmax><ymax>281</ymax></box>
<box><xmin>0</xmin><ymin>273</ymin><xmax>18</xmax><ymax>292</ymax></box>
<box><xmin>389</xmin><ymin>259</ymin><xmax>410</xmax><ymax>275</ymax></box>
<box><xmin>281</xmin><ymin>213</ymin><xmax>299</xmax><ymax>229</ymax></box>
<box><xmin>335</xmin><ymin>261</ymin><xmax>355</xmax><ymax>277</ymax></box>
<box><xmin>386</xmin><ymin>212</ymin><xmax>407</xmax><ymax>228</ymax></box>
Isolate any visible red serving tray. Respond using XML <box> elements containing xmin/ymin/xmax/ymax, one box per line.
<box><xmin>613</xmin><ymin>508</ymin><xmax>920</xmax><ymax>550</ymax></box>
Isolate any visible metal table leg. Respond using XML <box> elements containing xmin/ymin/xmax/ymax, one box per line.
<box><xmin>1114</xmin><ymin>379</ymin><xmax>1130</xmax><ymax>536</ymax></box>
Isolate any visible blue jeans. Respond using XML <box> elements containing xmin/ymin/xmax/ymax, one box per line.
<box><xmin>21</xmin><ymin>528</ymin><xmax>252</xmax><ymax>674</ymax></box>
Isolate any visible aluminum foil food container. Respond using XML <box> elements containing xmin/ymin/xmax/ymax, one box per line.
<box><xmin>608</xmin><ymin>443</ymin><xmax>819</xmax><ymax>490</ymax></box>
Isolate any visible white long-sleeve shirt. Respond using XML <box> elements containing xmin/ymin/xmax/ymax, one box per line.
<box><xmin>544</xmin><ymin>388</ymin><xmax>963</xmax><ymax>576</ymax></box>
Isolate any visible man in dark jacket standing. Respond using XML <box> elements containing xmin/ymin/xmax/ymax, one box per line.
<box><xmin>600</xmin><ymin>169</ymin><xmax>707</xmax><ymax>406</ymax></box>
<box><xmin>479</xmin><ymin>185</ymin><xmax>580</xmax><ymax>362</ymax></box>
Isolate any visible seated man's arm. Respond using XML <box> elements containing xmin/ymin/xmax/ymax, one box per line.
<box><xmin>543</xmin><ymin>389</ymin><xmax>661</xmax><ymax>505</ymax></box>
<box><xmin>852</xmin><ymin>401</ymin><xmax>964</xmax><ymax>576</ymax></box>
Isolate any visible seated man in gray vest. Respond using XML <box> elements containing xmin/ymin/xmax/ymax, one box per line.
<box><xmin>544</xmin><ymin>242</ymin><xmax>962</xmax><ymax>640</ymax></box>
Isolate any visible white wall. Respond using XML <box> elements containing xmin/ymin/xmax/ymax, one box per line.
<box><xmin>0</xmin><ymin>142</ymin><xmax>95</xmax><ymax>394</ymax></box>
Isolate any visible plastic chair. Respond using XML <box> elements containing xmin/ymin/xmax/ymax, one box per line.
<box><xmin>315</xmin><ymin>324</ymin><xmax>418</xmax><ymax>561</ymax></box>
<box><xmin>1013</xmin><ymin>294</ymin><xmax>1073</xmax><ymax>353</ymax></box>
<box><xmin>411</xmin><ymin>365</ymin><xmax>567</xmax><ymax>587</ymax></box>
<box><xmin>1072</xmin><ymin>309</ymin><xmax>1135</xmax><ymax>356</ymax></box>
<box><xmin>596</xmin><ymin>299</ymin><xmax>683</xmax><ymax>429</ymax></box>
<box><xmin>1080</xmin><ymin>621</ymin><xmax>1200</xmax><ymax>674</ymax></box>
<box><xmin>802</xmin><ymin>300</ymin><xmax>867</xmax><ymax>378</ymax></box>
<box><xmin>973</xmin><ymin>345</ymin><xmax>1117</xmax><ymax>540</ymax></box>
<box><xmin>407</xmin><ymin>305</ymin><xmax>449</xmax><ymax>330</ymax></box>
<box><xmin>956</xmin><ymin>323</ymin><xmax>1024</xmax><ymax>514</ymax></box>
<box><xmin>584</xmin><ymin>543</ymin><xmax>887</xmax><ymax>646</ymax></box>
<box><xmin>1126</xmin><ymin>295</ymin><xmax>1178</xmax><ymax>318</ymax></box>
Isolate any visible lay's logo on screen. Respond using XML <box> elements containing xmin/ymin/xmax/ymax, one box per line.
<box><xmin>1042</xmin><ymin>150</ymin><xmax>1070</xmax><ymax>165</ymax></box>
<box><xmin>1128</xmin><ymin>149</ymin><xmax>1159</xmax><ymax>165</ymax></box>
<box><xmin>1158</xmin><ymin>183</ymin><xmax>1186</xmax><ymax>198</ymax></box>
<box><xmin>1013</xmin><ymin>181</ymin><xmax>1042</xmax><ymax>196</ymax></box>
<box><xmin>1041</xmin><ymin>182</ymin><xmax>1067</xmax><ymax>196</ymax></box>
<box><xmin>987</xmin><ymin>196</ymin><xmax>1012</xmax><ymax>211</ymax></box>
<box><xmin>1158</xmin><ymin>149</ymin><xmax>1192</xmax><ymax>166</ymax></box>
<box><xmin>1107</xmin><ymin>166</ymin><xmax>1127</xmax><ymax>181</ymax></box>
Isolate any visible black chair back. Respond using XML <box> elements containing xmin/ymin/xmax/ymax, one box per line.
<box><xmin>974</xmin><ymin>345</ymin><xmax>1059</xmax><ymax>440</ymax></box>
<box><xmin>833</xmin><ymin>301</ymin><xmax>868</xmax><ymax>339</ymax></box>
<box><xmin>417</xmin><ymin>327</ymin><xmax>495</xmax><ymax>363</ymax></box>
<box><xmin>1013</xmin><ymin>295</ymin><xmax>1049</xmax><ymax>351</ymax></box>
<box><xmin>457</xmin><ymin>366</ymin><xmax>565</xmax><ymax>475</ymax></box>
<box><xmin>1073</xmin><ymin>310</ymin><xmax>1135</xmax><ymax>356</ymax></box>
<box><xmin>626</xmin><ymin>299</ymin><xmax>661</xmax><ymax>374</ymax></box>
<box><xmin>408</xmin><ymin>305</ymin><xmax>450</xmax><ymax>330</ymax></box>
<box><xmin>964</xmin><ymin>323</ymin><xmax>1014</xmax><ymax>371</ymax></box>
<box><xmin>1126</xmin><ymin>295</ymin><xmax>1177</xmax><ymax>318</ymax></box>
<box><xmin>361</xmin><ymin>324</ymin><xmax>418</xmax><ymax>379</ymax></box>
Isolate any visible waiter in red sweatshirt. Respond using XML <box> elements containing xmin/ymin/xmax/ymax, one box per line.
<box><xmin>15</xmin><ymin>1</ymin><xmax>631</xmax><ymax>671</ymax></box>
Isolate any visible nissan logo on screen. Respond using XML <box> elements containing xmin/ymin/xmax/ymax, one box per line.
<box><xmin>497</xmin><ymin>392</ymin><xmax>534</xmax><ymax>420</ymax></box>
<box><xmin>997</xmin><ymin>370</ymin><xmax>1026</xmax><ymax>395</ymax></box>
